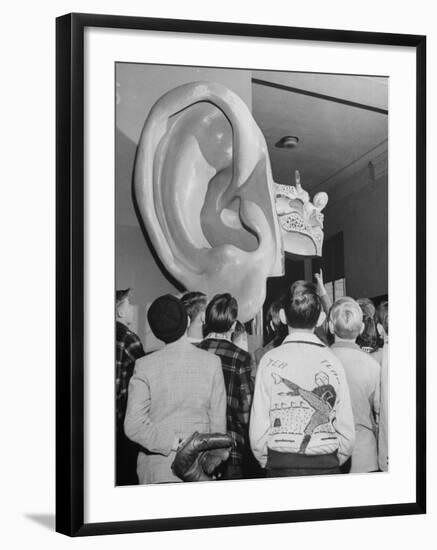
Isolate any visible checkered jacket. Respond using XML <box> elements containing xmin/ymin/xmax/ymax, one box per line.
<box><xmin>198</xmin><ymin>337</ymin><xmax>254</xmax><ymax>465</ymax></box>
<box><xmin>116</xmin><ymin>321</ymin><xmax>145</xmax><ymax>423</ymax></box>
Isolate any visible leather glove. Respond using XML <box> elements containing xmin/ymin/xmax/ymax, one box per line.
<box><xmin>171</xmin><ymin>432</ymin><xmax>233</xmax><ymax>482</ymax></box>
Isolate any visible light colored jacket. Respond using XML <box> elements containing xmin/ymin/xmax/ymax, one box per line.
<box><xmin>124</xmin><ymin>336</ymin><xmax>226</xmax><ymax>484</ymax></box>
<box><xmin>250</xmin><ymin>332</ymin><xmax>355</xmax><ymax>468</ymax></box>
<box><xmin>331</xmin><ymin>341</ymin><xmax>381</xmax><ymax>473</ymax></box>
<box><xmin>378</xmin><ymin>342</ymin><xmax>389</xmax><ymax>471</ymax></box>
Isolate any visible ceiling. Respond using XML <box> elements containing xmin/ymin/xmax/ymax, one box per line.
<box><xmin>251</xmin><ymin>71</ymin><xmax>388</xmax><ymax>194</ymax></box>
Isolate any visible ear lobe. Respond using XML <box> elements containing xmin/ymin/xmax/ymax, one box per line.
<box><xmin>359</xmin><ymin>322</ymin><xmax>365</xmax><ymax>335</ymax></box>
<box><xmin>328</xmin><ymin>320</ymin><xmax>334</xmax><ymax>334</ymax></box>
<box><xmin>200</xmin><ymin>312</ymin><xmax>205</xmax><ymax>325</ymax></box>
<box><xmin>134</xmin><ymin>82</ymin><xmax>283</xmax><ymax>323</ymax></box>
<box><xmin>279</xmin><ymin>308</ymin><xmax>287</xmax><ymax>326</ymax></box>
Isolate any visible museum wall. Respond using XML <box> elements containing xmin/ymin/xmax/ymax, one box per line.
<box><xmin>115</xmin><ymin>65</ymin><xmax>253</xmax><ymax>307</ymax></box>
<box><xmin>323</xmin><ymin>170</ymin><xmax>388</xmax><ymax>299</ymax></box>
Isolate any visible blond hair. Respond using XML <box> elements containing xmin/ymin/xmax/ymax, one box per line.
<box><xmin>330</xmin><ymin>297</ymin><xmax>363</xmax><ymax>340</ymax></box>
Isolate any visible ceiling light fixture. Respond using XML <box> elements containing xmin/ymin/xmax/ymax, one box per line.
<box><xmin>275</xmin><ymin>135</ymin><xmax>299</xmax><ymax>149</ymax></box>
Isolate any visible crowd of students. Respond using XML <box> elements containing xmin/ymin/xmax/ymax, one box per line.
<box><xmin>115</xmin><ymin>273</ymin><xmax>388</xmax><ymax>484</ymax></box>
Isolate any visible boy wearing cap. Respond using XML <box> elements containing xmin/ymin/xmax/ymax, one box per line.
<box><xmin>115</xmin><ymin>288</ymin><xmax>145</xmax><ymax>485</ymax></box>
<box><xmin>124</xmin><ymin>294</ymin><xmax>227</xmax><ymax>484</ymax></box>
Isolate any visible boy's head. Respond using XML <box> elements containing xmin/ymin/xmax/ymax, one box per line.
<box><xmin>205</xmin><ymin>293</ymin><xmax>238</xmax><ymax>334</ymax></box>
<box><xmin>116</xmin><ymin>288</ymin><xmax>135</xmax><ymax>325</ymax></box>
<box><xmin>356</xmin><ymin>297</ymin><xmax>379</xmax><ymax>350</ymax></box>
<box><xmin>357</xmin><ymin>297</ymin><xmax>376</xmax><ymax>318</ymax></box>
<box><xmin>147</xmin><ymin>294</ymin><xmax>188</xmax><ymax>344</ymax></box>
<box><xmin>280</xmin><ymin>281</ymin><xmax>323</xmax><ymax>330</ymax></box>
<box><xmin>181</xmin><ymin>291</ymin><xmax>207</xmax><ymax>325</ymax></box>
<box><xmin>376</xmin><ymin>300</ymin><xmax>389</xmax><ymax>337</ymax></box>
<box><xmin>267</xmin><ymin>297</ymin><xmax>284</xmax><ymax>333</ymax></box>
<box><xmin>329</xmin><ymin>297</ymin><xmax>364</xmax><ymax>340</ymax></box>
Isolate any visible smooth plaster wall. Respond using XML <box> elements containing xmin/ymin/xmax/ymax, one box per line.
<box><xmin>323</xmin><ymin>174</ymin><xmax>388</xmax><ymax>299</ymax></box>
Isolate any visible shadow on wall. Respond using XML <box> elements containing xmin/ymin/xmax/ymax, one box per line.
<box><xmin>115</xmin><ymin>128</ymin><xmax>182</xmax><ymax>309</ymax></box>
<box><xmin>24</xmin><ymin>513</ymin><xmax>55</xmax><ymax>532</ymax></box>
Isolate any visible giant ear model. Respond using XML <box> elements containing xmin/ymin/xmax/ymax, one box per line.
<box><xmin>134</xmin><ymin>81</ymin><xmax>284</xmax><ymax>322</ymax></box>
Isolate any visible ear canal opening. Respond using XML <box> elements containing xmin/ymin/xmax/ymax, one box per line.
<box><xmin>219</xmin><ymin>197</ymin><xmax>260</xmax><ymax>249</ymax></box>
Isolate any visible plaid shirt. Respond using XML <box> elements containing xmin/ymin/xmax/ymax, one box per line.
<box><xmin>116</xmin><ymin>321</ymin><xmax>145</xmax><ymax>423</ymax></box>
<box><xmin>198</xmin><ymin>335</ymin><xmax>254</xmax><ymax>465</ymax></box>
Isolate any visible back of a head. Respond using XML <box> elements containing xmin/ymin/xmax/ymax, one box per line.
<box><xmin>283</xmin><ymin>281</ymin><xmax>321</xmax><ymax>329</ymax></box>
<box><xmin>357</xmin><ymin>298</ymin><xmax>376</xmax><ymax>319</ymax></box>
<box><xmin>356</xmin><ymin>297</ymin><xmax>378</xmax><ymax>350</ymax></box>
<box><xmin>115</xmin><ymin>288</ymin><xmax>130</xmax><ymax>315</ymax></box>
<box><xmin>181</xmin><ymin>291</ymin><xmax>207</xmax><ymax>322</ymax></box>
<box><xmin>330</xmin><ymin>297</ymin><xmax>363</xmax><ymax>340</ymax></box>
<box><xmin>267</xmin><ymin>298</ymin><xmax>283</xmax><ymax>333</ymax></box>
<box><xmin>147</xmin><ymin>294</ymin><xmax>188</xmax><ymax>344</ymax></box>
<box><xmin>376</xmin><ymin>301</ymin><xmax>389</xmax><ymax>335</ymax></box>
<box><xmin>116</xmin><ymin>288</ymin><xmax>130</xmax><ymax>306</ymax></box>
<box><xmin>266</xmin><ymin>296</ymin><xmax>288</xmax><ymax>345</ymax></box>
<box><xmin>205</xmin><ymin>293</ymin><xmax>238</xmax><ymax>334</ymax></box>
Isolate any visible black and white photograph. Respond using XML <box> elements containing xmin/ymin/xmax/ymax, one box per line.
<box><xmin>53</xmin><ymin>11</ymin><xmax>425</xmax><ymax>536</ymax></box>
<box><xmin>115</xmin><ymin>63</ymin><xmax>389</xmax><ymax>486</ymax></box>
<box><xmin>1</xmin><ymin>0</ymin><xmax>433</xmax><ymax>546</ymax></box>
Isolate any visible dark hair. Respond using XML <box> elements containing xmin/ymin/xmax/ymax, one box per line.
<box><xmin>376</xmin><ymin>301</ymin><xmax>389</xmax><ymax>335</ymax></box>
<box><xmin>116</xmin><ymin>288</ymin><xmax>131</xmax><ymax>306</ymax></box>
<box><xmin>232</xmin><ymin>320</ymin><xmax>246</xmax><ymax>338</ymax></box>
<box><xmin>205</xmin><ymin>293</ymin><xmax>238</xmax><ymax>334</ymax></box>
<box><xmin>356</xmin><ymin>298</ymin><xmax>379</xmax><ymax>351</ymax></box>
<box><xmin>147</xmin><ymin>294</ymin><xmax>188</xmax><ymax>344</ymax></box>
<box><xmin>266</xmin><ymin>296</ymin><xmax>288</xmax><ymax>346</ymax></box>
<box><xmin>181</xmin><ymin>291</ymin><xmax>207</xmax><ymax>322</ymax></box>
<box><xmin>283</xmin><ymin>281</ymin><xmax>321</xmax><ymax>329</ymax></box>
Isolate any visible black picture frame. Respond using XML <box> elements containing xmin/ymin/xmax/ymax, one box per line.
<box><xmin>56</xmin><ymin>12</ymin><xmax>426</xmax><ymax>537</ymax></box>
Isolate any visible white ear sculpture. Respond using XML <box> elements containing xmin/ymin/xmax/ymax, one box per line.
<box><xmin>134</xmin><ymin>82</ymin><xmax>284</xmax><ymax>322</ymax></box>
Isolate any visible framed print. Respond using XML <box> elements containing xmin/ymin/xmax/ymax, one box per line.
<box><xmin>56</xmin><ymin>12</ymin><xmax>426</xmax><ymax>536</ymax></box>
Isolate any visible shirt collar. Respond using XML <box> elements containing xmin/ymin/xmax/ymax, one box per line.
<box><xmin>205</xmin><ymin>332</ymin><xmax>232</xmax><ymax>343</ymax></box>
<box><xmin>331</xmin><ymin>340</ymin><xmax>361</xmax><ymax>351</ymax></box>
<box><xmin>283</xmin><ymin>331</ymin><xmax>325</xmax><ymax>346</ymax></box>
<box><xmin>187</xmin><ymin>336</ymin><xmax>202</xmax><ymax>344</ymax></box>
